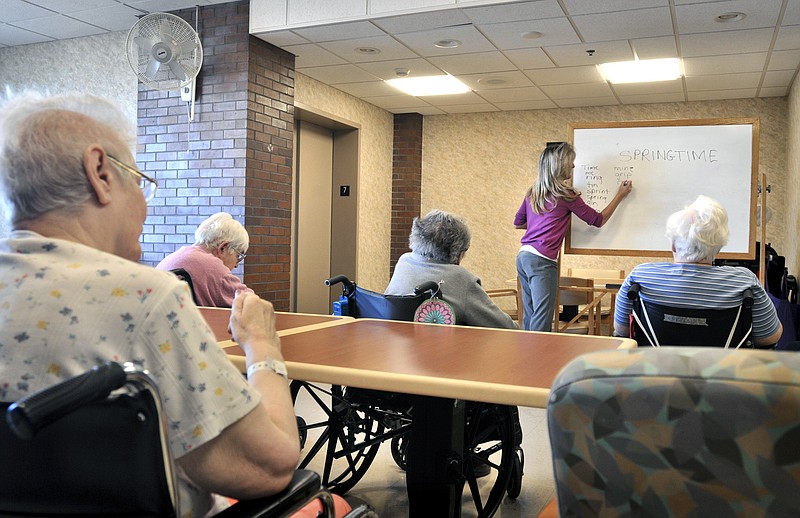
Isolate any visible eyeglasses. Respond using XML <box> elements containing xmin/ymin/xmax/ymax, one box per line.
<box><xmin>235</xmin><ymin>251</ymin><xmax>246</xmax><ymax>264</ymax></box>
<box><xmin>107</xmin><ymin>155</ymin><xmax>158</xmax><ymax>202</ymax></box>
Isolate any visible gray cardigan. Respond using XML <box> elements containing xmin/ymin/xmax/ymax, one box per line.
<box><xmin>385</xmin><ymin>252</ymin><xmax>518</xmax><ymax>330</ymax></box>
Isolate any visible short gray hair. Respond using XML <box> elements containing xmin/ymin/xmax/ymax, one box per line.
<box><xmin>409</xmin><ymin>209</ymin><xmax>471</xmax><ymax>264</ymax></box>
<box><xmin>194</xmin><ymin>212</ymin><xmax>249</xmax><ymax>252</ymax></box>
<box><xmin>0</xmin><ymin>91</ymin><xmax>136</xmax><ymax>227</ymax></box>
<box><xmin>665</xmin><ymin>195</ymin><xmax>729</xmax><ymax>263</ymax></box>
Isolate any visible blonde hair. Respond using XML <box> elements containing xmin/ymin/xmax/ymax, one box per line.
<box><xmin>526</xmin><ymin>142</ymin><xmax>578</xmax><ymax>214</ymax></box>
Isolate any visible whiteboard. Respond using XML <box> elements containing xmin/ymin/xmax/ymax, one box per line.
<box><xmin>566</xmin><ymin>118</ymin><xmax>758</xmax><ymax>259</ymax></box>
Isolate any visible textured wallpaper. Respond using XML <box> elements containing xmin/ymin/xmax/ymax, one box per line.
<box><xmin>0</xmin><ymin>31</ymin><xmax>138</xmax><ymax>237</ymax></box>
<box><xmin>788</xmin><ymin>84</ymin><xmax>800</xmax><ymax>279</ymax></box>
<box><xmin>294</xmin><ymin>73</ymin><xmax>394</xmax><ymax>291</ymax></box>
<box><xmin>422</xmin><ymin>99</ymin><xmax>791</xmax><ymax>295</ymax></box>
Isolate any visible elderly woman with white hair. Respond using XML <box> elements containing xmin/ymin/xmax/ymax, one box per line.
<box><xmin>157</xmin><ymin>212</ymin><xmax>253</xmax><ymax>307</ymax></box>
<box><xmin>613</xmin><ymin>195</ymin><xmax>782</xmax><ymax>346</ymax></box>
<box><xmin>385</xmin><ymin>209</ymin><xmax>518</xmax><ymax>329</ymax></box>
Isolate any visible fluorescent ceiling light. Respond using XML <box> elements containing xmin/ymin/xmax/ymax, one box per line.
<box><xmin>387</xmin><ymin>75</ymin><xmax>470</xmax><ymax>96</ymax></box>
<box><xmin>598</xmin><ymin>58</ymin><xmax>682</xmax><ymax>84</ymax></box>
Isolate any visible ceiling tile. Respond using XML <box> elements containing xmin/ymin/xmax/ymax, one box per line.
<box><xmin>0</xmin><ymin>22</ymin><xmax>54</xmax><ymax>46</ymax></box>
<box><xmin>611</xmin><ymin>80</ymin><xmax>684</xmax><ymax>96</ymax></box>
<box><xmin>255</xmin><ymin>30</ymin><xmax>310</xmax><ymax>47</ymax></box>
<box><xmin>759</xmin><ymin>85</ymin><xmax>789</xmax><ymax>97</ymax></box>
<box><xmin>688</xmin><ymin>88</ymin><xmax>757</xmax><ymax>101</ymax></box>
<box><xmin>457</xmin><ymin>71</ymin><xmax>535</xmax><ymax>91</ymax></box>
<box><xmin>492</xmin><ymin>99</ymin><xmax>558</xmax><ymax>111</ymax></box>
<box><xmin>630</xmin><ymin>36</ymin><xmax>678</xmax><ymax>59</ymax></box>
<box><xmin>417</xmin><ymin>91</ymin><xmax>488</xmax><ymax>105</ymax></box>
<box><xmin>476</xmin><ymin>86</ymin><xmax>548</xmax><ymax>102</ymax></box>
<box><xmin>0</xmin><ymin>0</ymin><xmax>57</xmax><ymax>23</ymax></box>
<box><xmin>768</xmin><ymin>49</ymin><xmax>800</xmax><ymax>70</ymax></box>
<box><xmin>463</xmin><ymin>0</ymin><xmax>564</xmax><ymax>23</ymax></box>
<box><xmin>683</xmin><ymin>53</ymin><xmax>768</xmax><ymax>75</ymax></box>
<box><xmin>11</xmin><ymin>15</ymin><xmax>106</xmax><ymax>40</ymax></box>
<box><xmin>544</xmin><ymin>40</ymin><xmax>633</xmax><ymax>67</ymax></box>
<box><xmin>331</xmin><ymin>80</ymin><xmax>399</xmax><ymax>97</ymax></box>
<box><xmin>762</xmin><ymin>69</ymin><xmax>796</xmax><ymax>87</ymax></box>
<box><xmin>321</xmin><ymin>35</ymin><xmax>418</xmax><ymax>62</ymax></box>
<box><xmin>619</xmin><ymin>92</ymin><xmax>686</xmax><ymax>105</ymax></box>
<box><xmin>68</xmin><ymin>5</ymin><xmax>144</xmax><ymax>32</ymax></box>
<box><xmin>675</xmin><ymin>0</ymin><xmax>783</xmax><ymax>34</ymax></box>
<box><xmin>356</xmin><ymin>58</ymin><xmax>445</xmax><ymax>80</ymax></box>
<box><xmin>562</xmin><ymin>0</ymin><xmax>666</xmax><ymax>16</ymax></box>
<box><xmin>774</xmin><ymin>25</ymin><xmax>800</xmax><ymax>50</ymax></box>
<box><xmin>361</xmin><ymin>94</ymin><xmax>436</xmax><ymax>110</ymax></box>
<box><xmin>555</xmin><ymin>96</ymin><xmax>619</xmax><ymax>108</ymax></box>
<box><xmin>298</xmin><ymin>64</ymin><xmax>382</xmax><ymax>84</ymax></box>
<box><xmin>371</xmin><ymin>8</ymin><xmax>470</xmax><ymax>34</ymax></box>
<box><xmin>524</xmin><ymin>66</ymin><xmax>605</xmax><ymax>86</ymax></box>
<box><xmin>283</xmin><ymin>43</ymin><xmax>348</xmax><ymax>67</ymax></box>
<box><xmin>480</xmin><ymin>17</ymin><xmax>580</xmax><ymax>50</ymax></box>
<box><xmin>573</xmin><ymin>7</ymin><xmax>673</xmax><ymax>42</ymax></box>
<box><xmin>393</xmin><ymin>25</ymin><xmax>496</xmax><ymax>57</ymax></box>
<box><xmin>429</xmin><ymin>51</ymin><xmax>516</xmax><ymax>75</ymax></box>
<box><xmin>679</xmin><ymin>27</ymin><xmax>774</xmax><ymax>57</ymax></box>
<box><xmin>441</xmin><ymin>103</ymin><xmax>500</xmax><ymax>113</ymax></box>
<box><xmin>539</xmin><ymin>82</ymin><xmax>614</xmax><ymax>99</ymax></box>
<box><xmin>503</xmin><ymin>47</ymin><xmax>555</xmax><ymax>69</ymax></box>
<box><xmin>783</xmin><ymin>1</ymin><xmax>800</xmax><ymax>25</ymax></box>
<box><xmin>684</xmin><ymin>72</ymin><xmax>761</xmax><ymax>91</ymax></box>
<box><xmin>293</xmin><ymin>20</ymin><xmax>385</xmax><ymax>42</ymax></box>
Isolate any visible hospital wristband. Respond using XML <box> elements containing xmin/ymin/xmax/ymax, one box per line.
<box><xmin>247</xmin><ymin>359</ymin><xmax>288</xmax><ymax>380</ymax></box>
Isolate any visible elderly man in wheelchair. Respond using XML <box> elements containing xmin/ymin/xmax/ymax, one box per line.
<box><xmin>0</xmin><ymin>92</ymin><xmax>363</xmax><ymax>517</ymax></box>
<box><xmin>613</xmin><ymin>195</ymin><xmax>782</xmax><ymax>348</ymax></box>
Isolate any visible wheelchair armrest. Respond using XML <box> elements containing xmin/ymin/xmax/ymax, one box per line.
<box><xmin>215</xmin><ymin>469</ymin><xmax>335</xmax><ymax>518</ymax></box>
<box><xmin>6</xmin><ymin>362</ymin><xmax>126</xmax><ymax>440</ymax></box>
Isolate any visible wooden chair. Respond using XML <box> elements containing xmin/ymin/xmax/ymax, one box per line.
<box><xmin>556</xmin><ymin>277</ymin><xmax>601</xmax><ymax>335</ymax></box>
<box><xmin>486</xmin><ymin>287</ymin><xmax>520</xmax><ymax>326</ymax></box>
<box><xmin>566</xmin><ymin>268</ymin><xmax>625</xmax><ymax>334</ymax></box>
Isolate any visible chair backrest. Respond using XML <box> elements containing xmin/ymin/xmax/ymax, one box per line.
<box><xmin>169</xmin><ymin>268</ymin><xmax>198</xmax><ymax>304</ymax></box>
<box><xmin>329</xmin><ymin>275</ymin><xmax>446</xmax><ymax>322</ymax></box>
<box><xmin>557</xmin><ymin>277</ymin><xmax>599</xmax><ymax>334</ymax></box>
<box><xmin>548</xmin><ymin>347</ymin><xmax>800</xmax><ymax>517</ymax></box>
<box><xmin>566</xmin><ymin>268</ymin><xmax>625</xmax><ymax>288</ymax></box>
<box><xmin>1</xmin><ymin>363</ymin><xmax>178</xmax><ymax>516</ymax></box>
<box><xmin>628</xmin><ymin>281</ymin><xmax>754</xmax><ymax>348</ymax></box>
<box><xmin>2</xmin><ymin>363</ymin><xmax>343</xmax><ymax>518</ymax></box>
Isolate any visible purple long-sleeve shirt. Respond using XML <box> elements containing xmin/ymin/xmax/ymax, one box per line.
<box><xmin>514</xmin><ymin>195</ymin><xmax>603</xmax><ymax>260</ymax></box>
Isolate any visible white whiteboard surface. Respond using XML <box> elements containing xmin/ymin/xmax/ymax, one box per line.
<box><xmin>567</xmin><ymin>119</ymin><xmax>758</xmax><ymax>259</ymax></box>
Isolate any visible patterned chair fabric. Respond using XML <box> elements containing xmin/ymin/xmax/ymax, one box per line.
<box><xmin>548</xmin><ymin>347</ymin><xmax>800</xmax><ymax>517</ymax></box>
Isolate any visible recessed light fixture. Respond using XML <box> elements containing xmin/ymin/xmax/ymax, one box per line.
<box><xmin>387</xmin><ymin>74</ymin><xmax>470</xmax><ymax>96</ymax></box>
<box><xmin>715</xmin><ymin>12</ymin><xmax>746</xmax><ymax>23</ymax></box>
<box><xmin>434</xmin><ymin>39</ymin><xmax>461</xmax><ymax>49</ymax></box>
<box><xmin>355</xmin><ymin>47</ymin><xmax>380</xmax><ymax>55</ymax></box>
<box><xmin>478</xmin><ymin>76</ymin><xmax>507</xmax><ymax>86</ymax></box>
<box><xmin>521</xmin><ymin>31</ymin><xmax>543</xmax><ymax>39</ymax></box>
<box><xmin>598</xmin><ymin>58</ymin><xmax>682</xmax><ymax>84</ymax></box>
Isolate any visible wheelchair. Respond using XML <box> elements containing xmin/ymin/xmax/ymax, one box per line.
<box><xmin>1</xmin><ymin>361</ymin><xmax>377</xmax><ymax>517</ymax></box>
<box><xmin>291</xmin><ymin>276</ymin><xmax>524</xmax><ymax>517</ymax></box>
<box><xmin>627</xmin><ymin>281</ymin><xmax>755</xmax><ymax>348</ymax></box>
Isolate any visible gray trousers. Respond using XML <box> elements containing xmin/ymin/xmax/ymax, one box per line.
<box><xmin>516</xmin><ymin>251</ymin><xmax>558</xmax><ymax>331</ymax></box>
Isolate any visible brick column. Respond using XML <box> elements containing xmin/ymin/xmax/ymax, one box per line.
<box><xmin>390</xmin><ymin>113</ymin><xmax>423</xmax><ymax>277</ymax></box>
<box><xmin>137</xmin><ymin>1</ymin><xmax>294</xmax><ymax>310</ymax></box>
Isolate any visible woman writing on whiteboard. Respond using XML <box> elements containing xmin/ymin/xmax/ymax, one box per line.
<box><xmin>514</xmin><ymin>141</ymin><xmax>633</xmax><ymax>332</ymax></box>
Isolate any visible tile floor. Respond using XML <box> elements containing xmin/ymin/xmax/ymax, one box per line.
<box><xmin>295</xmin><ymin>387</ymin><xmax>556</xmax><ymax>517</ymax></box>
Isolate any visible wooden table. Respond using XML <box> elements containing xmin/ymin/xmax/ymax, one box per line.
<box><xmin>215</xmin><ymin>316</ymin><xmax>634</xmax><ymax>516</ymax></box>
<box><xmin>197</xmin><ymin>307</ymin><xmax>352</xmax><ymax>349</ymax></box>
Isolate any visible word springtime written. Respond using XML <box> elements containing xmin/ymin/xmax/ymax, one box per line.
<box><xmin>619</xmin><ymin>148</ymin><xmax>717</xmax><ymax>162</ymax></box>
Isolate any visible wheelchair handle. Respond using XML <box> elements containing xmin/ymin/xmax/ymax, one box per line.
<box><xmin>742</xmin><ymin>288</ymin><xmax>754</xmax><ymax>308</ymax></box>
<box><xmin>6</xmin><ymin>361</ymin><xmax>127</xmax><ymax>441</ymax></box>
<box><xmin>414</xmin><ymin>281</ymin><xmax>441</xmax><ymax>297</ymax></box>
<box><xmin>627</xmin><ymin>282</ymin><xmax>641</xmax><ymax>301</ymax></box>
<box><xmin>324</xmin><ymin>275</ymin><xmax>350</xmax><ymax>287</ymax></box>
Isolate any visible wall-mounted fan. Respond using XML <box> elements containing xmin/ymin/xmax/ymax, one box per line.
<box><xmin>126</xmin><ymin>12</ymin><xmax>203</xmax><ymax>92</ymax></box>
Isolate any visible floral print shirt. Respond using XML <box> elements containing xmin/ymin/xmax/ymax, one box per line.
<box><xmin>0</xmin><ymin>230</ymin><xmax>260</xmax><ymax>518</ymax></box>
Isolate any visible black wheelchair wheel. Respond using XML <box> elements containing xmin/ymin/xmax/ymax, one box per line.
<box><xmin>506</xmin><ymin>447</ymin><xmax>524</xmax><ymax>499</ymax></box>
<box><xmin>291</xmin><ymin>382</ymin><xmax>385</xmax><ymax>495</ymax></box>
<box><xmin>462</xmin><ymin>403</ymin><xmax>516</xmax><ymax>518</ymax></box>
<box><xmin>390</xmin><ymin>433</ymin><xmax>409</xmax><ymax>470</ymax></box>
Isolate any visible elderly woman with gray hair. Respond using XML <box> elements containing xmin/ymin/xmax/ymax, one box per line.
<box><xmin>613</xmin><ymin>195</ymin><xmax>781</xmax><ymax>346</ymax></box>
<box><xmin>385</xmin><ymin>209</ymin><xmax>518</xmax><ymax>329</ymax></box>
<box><xmin>156</xmin><ymin>212</ymin><xmax>253</xmax><ymax>307</ymax></box>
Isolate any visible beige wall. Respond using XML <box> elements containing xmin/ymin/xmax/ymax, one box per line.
<box><xmin>422</xmin><ymin>100</ymin><xmax>791</xmax><ymax>294</ymax></box>
<box><xmin>788</xmin><ymin>83</ymin><xmax>800</xmax><ymax>281</ymax></box>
